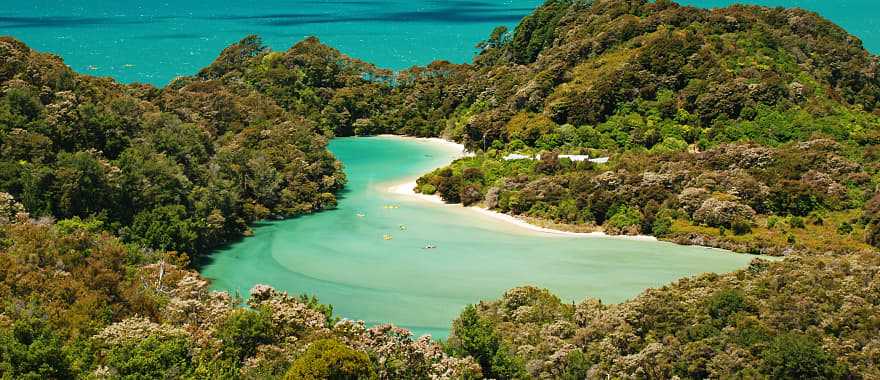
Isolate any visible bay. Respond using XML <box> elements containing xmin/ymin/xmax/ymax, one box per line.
<box><xmin>199</xmin><ymin>136</ymin><xmax>756</xmax><ymax>338</ymax></box>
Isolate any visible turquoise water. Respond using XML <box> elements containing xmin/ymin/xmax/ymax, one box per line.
<box><xmin>199</xmin><ymin>136</ymin><xmax>756</xmax><ymax>338</ymax></box>
<box><xmin>0</xmin><ymin>0</ymin><xmax>542</xmax><ymax>86</ymax></box>
<box><xmin>1</xmin><ymin>1</ymin><xmax>875</xmax><ymax>86</ymax></box>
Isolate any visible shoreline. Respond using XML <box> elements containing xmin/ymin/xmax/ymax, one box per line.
<box><xmin>386</xmin><ymin>180</ymin><xmax>658</xmax><ymax>241</ymax></box>
<box><xmin>376</xmin><ymin>134</ymin><xmax>656</xmax><ymax>241</ymax></box>
<box><xmin>375</xmin><ymin>134</ymin><xmax>469</xmax><ymax>157</ymax></box>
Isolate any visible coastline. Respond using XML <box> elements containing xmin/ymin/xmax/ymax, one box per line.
<box><xmin>375</xmin><ymin>134</ymin><xmax>470</xmax><ymax>157</ymax></box>
<box><xmin>376</xmin><ymin>134</ymin><xmax>656</xmax><ymax>240</ymax></box>
<box><xmin>385</xmin><ymin>181</ymin><xmax>658</xmax><ymax>241</ymax></box>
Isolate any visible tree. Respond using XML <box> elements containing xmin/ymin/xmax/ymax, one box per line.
<box><xmin>103</xmin><ymin>335</ymin><xmax>194</xmax><ymax>379</ymax></box>
<box><xmin>0</xmin><ymin>317</ymin><xmax>73</xmax><ymax>380</ymax></box>
<box><xmin>52</xmin><ymin>150</ymin><xmax>114</xmax><ymax>218</ymax></box>
<box><xmin>214</xmin><ymin>308</ymin><xmax>274</xmax><ymax>363</ymax></box>
<box><xmin>285</xmin><ymin>339</ymin><xmax>376</xmax><ymax>380</ymax></box>
<box><xmin>128</xmin><ymin>205</ymin><xmax>198</xmax><ymax>254</ymax></box>
<box><xmin>762</xmin><ymin>333</ymin><xmax>847</xmax><ymax>379</ymax></box>
<box><xmin>448</xmin><ymin>305</ymin><xmax>502</xmax><ymax>378</ymax></box>
<box><xmin>706</xmin><ymin>289</ymin><xmax>752</xmax><ymax>325</ymax></box>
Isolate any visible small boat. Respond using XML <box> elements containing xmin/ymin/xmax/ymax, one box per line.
<box><xmin>423</xmin><ymin>244</ymin><xmax>437</xmax><ymax>249</ymax></box>
<box><xmin>356</xmin><ymin>213</ymin><xmax>366</xmax><ymax>217</ymax></box>
<box><xmin>86</xmin><ymin>65</ymin><xmax>99</xmax><ymax>71</ymax></box>
<box><xmin>399</xmin><ymin>224</ymin><xmax>407</xmax><ymax>231</ymax></box>
<box><xmin>123</xmin><ymin>64</ymin><xmax>135</xmax><ymax>68</ymax></box>
<box><xmin>383</xmin><ymin>234</ymin><xmax>393</xmax><ymax>241</ymax></box>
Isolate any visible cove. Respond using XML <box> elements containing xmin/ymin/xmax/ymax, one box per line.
<box><xmin>199</xmin><ymin>136</ymin><xmax>756</xmax><ymax>338</ymax></box>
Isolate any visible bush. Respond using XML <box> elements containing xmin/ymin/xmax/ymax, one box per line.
<box><xmin>836</xmin><ymin>221</ymin><xmax>853</xmax><ymax>235</ymax></box>
<box><xmin>605</xmin><ymin>206</ymin><xmax>643</xmax><ymax>235</ymax></box>
<box><xmin>651</xmin><ymin>214</ymin><xmax>673</xmax><ymax>237</ymax></box>
<box><xmin>787</xmin><ymin>216</ymin><xmax>806</xmax><ymax>229</ymax></box>
<box><xmin>0</xmin><ymin>318</ymin><xmax>73</xmax><ymax>380</ymax></box>
<box><xmin>693</xmin><ymin>198</ymin><xmax>755</xmax><ymax>228</ymax></box>
<box><xmin>731</xmin><ymin>218</ymin><xmax>752</xmax><ymax>235</ymax></box>
<box><xmin>285</xmin><ymin>339</ymin><xmax>375</xmax><ymax>380</ymax></box>
<box><xmin>460</xmin><ymin>184</ymin><xmax>483</xmax><ymax>206</ymax></box>
<box><xmin>104</xmin><ymin>335</ymin><xmax>194</xmax><ymax>379</ymax></box>
<box><xmin>418</xmin><ymin>183</ymin><xmax>436</xmax><ymax>195</ymax></box>
<box><xmin>707</xmin><ymin>289</ymin><xmax>752</xmax><ymax>324</ymax></box>
<box><xmin>762</xmin><ymin>333</ymin><xmax>847</xmax><ymax>379</ymax></box>
<box><xmin>215</xmin><ymin>308</ymin><xmax>274</xmax><ymax>362</ymax></box>
<box><xmin>447</xmin><ymin>305</ymin><xmax>500</xmax><ymax>378</ymax></box>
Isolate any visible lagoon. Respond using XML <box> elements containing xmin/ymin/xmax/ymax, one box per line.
<box><xmin>199</xmin><ymin>136</ymin><xmax>756</xmax><ymax>338</ymax></box>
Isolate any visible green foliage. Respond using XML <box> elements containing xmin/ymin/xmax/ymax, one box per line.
<box><xmin>731</xmin><ymin>218</ymin><xmax>752</xmax><ymax>235</ymax></box>
<box><xmin>285</xmin><ymin>339</ymin><xmax>376</xmax><ymax>380</ymax></box>
<box><xmin>55</xmin><ymin>216</ymin><xmax>104</xmax><ymax>234</ymax></box>
<box><xmin>489</xmin><ymin>345</ymin><xmax>528</xmax><ymax>380</ymax></box>
<box><xmin>128</xmin><ymin>205</ymin><xmax>198</xmax><ymax>254</ymax></box>
<box><xmin>0</xmin><ymin>36</ymin><xmax>346</xmax><ymax>258</ymax></box>
<box><xmin>707</xmin><ymin>289</ymin><xmax>752</xmax><ymax>324</ymax></box>
<box><xmin>561</xmin><ymin>350</ymin><xmax>590</xmax><ymax>380</ymax></box>
<box><xmin>103</xmin><ymin>335</ymin><xmax>194</xmax><ymax>379</ymax></box>
<box><xmin>762</xmin><ymin>333</ymin><xmax>847</xmax><ymax>379</ymax></box>
<box><xmin>606</xmin><ymin>206</ymin><xmax>643</xmax><ymax>233</ymax></box>
<box><xmin>651</xmin><ymin>213</ymin><xmax>673</xmax><ymax>237</ymax></box>
<box><xmin>509</xmin><ymin>0</ymin><xmax>572</xmax><ymax>64</ymax></box>
<box><xmin>215</xmin><ymin>308</ymin><xmax>274</xmax><ymax>362</ymax></box>
<box><xmin>0</xmin><ymin>317</ymin><xmax>73</xmax><ymax>380</ymax></box>
<box><xmin>448</xmin><ymin>305</ymin><xmax>501</xmax><ymax>378</ymax></box>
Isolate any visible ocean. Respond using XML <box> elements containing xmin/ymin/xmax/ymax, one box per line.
<box><xmin>1</xmin><ymin>0</ymin><xmax>875</xmax><ymax>86</ymax></box>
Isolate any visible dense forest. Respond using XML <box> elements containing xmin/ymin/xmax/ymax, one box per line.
<box><xmin>2</xmin><ymin>0</ymin><xmax>880</xmax><ymax>378</ymax></box>
<box><xmin>0</xmin><ymin>36</ymin><xmax>345</xmax><ymax>258</ymax></box>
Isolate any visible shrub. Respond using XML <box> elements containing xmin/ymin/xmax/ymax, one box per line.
<box><xmin>605</xmin><ymin>206</ymin><xmax>643</xmax><ymax>235</ymax></box>
<box><xmin>762</xmin><ymin>333</ymin><xmax>847</xmax><ymax>379</ymax></box>
<box><xmin>460</xmin><ymin>184</ymin><xmax>483</xmax><ymax>206</ymax></box>
<box><xmin>837</xmin><ymin>221</ymin><xmax>853</xmax><ymax>235</ymax></box>
<box><xmin>285</xmin><ymin>339</ymin><xmax>376</xmax><ymax>380</ymax></box>
<box><xmin>215</xmin><ymin>308</ymin><xmax>274</xmax><ymax>362</ymax></box>
<box><xmin>767</xmin><ymin>215</ymin><xmax>781</xmax><ymax>229</ymax></box>
<box><xmin>731</xmin><ymin>218</ymin><xmax>752</xmax><ymax>235</ymax></box>
<box><xmin>787</xmin><ymin>216</ymin><xmax>805</xmax><ymax>229</ymax></box>
<box><xmin>418</xmin><ymin>183</ymin><xmax>436</xmax><ymax>195</ymax></box>
<box><xmin>447</xmin><ymin>305</ymin><xmax>500</xmax><ymax>378</ymax></box>
<box><xmin>707</xmin><ymin>289</ymin><xmax>752</xmax><ymax>323</ymax></box>
<box><xmin>651</xmin><ymin>214</ymin><xmax>673</xmax><ymax>237</ymax></box>
<box><xmin>104</xmin><ymin>335</ymin><xmax>194</xmax><ymax>379</ymax></box>
<box><xmin>693</xmin><ymin>198</ymin><xmax>755</xmax><ymax>228</ymax></box>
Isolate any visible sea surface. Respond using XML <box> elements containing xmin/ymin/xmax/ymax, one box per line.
<box><xmin>199</xmin><ymin>136</ymin><xmax>756</xmax><ymax>338</ymax></box>
<box><xmin>1</xmin><ymin>0</ymin><xmax>876</xmax><ymax>86</ymax></box>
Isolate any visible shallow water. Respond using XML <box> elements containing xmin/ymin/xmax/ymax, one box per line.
<box><xmin>2</xmin><ymin>0</ymin><xmax>875</xmax><ymax>86</ymax></box>
<box><xmin>199</xmin><ymin>136</ymin><xmax>756</xmax><ymax>338</ymax></box>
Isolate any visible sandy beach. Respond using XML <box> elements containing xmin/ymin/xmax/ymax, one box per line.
<box><xmin>385</xmin><ymin>180</ymin><xmax>657</xmax><ymax>241</ymax></box>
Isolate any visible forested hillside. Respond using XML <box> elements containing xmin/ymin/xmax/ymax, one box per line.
<box><xmin>0</xmin><ymin>36</ymin><xmax>345</xmax><ymax>257</ymax></box>
<box><xmin>2</xmin><ymin>0</ymin><xmax>880</xmax><ymax>378</ymax></box>
<box><xmin>406</xmin><ymin>0</ymin><xmax>880</xmax><ymax>257</ymax></box>
<box><xmin>196</xmin><ymin>0</ymin><xmax>880</xmax><ymax>256</ymax></box>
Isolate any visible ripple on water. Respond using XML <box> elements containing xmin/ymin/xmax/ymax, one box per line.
<box><xmin>201</xmin><ymin>136</ymin><xmax>757</xmax><ymax>338</ymax></box>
